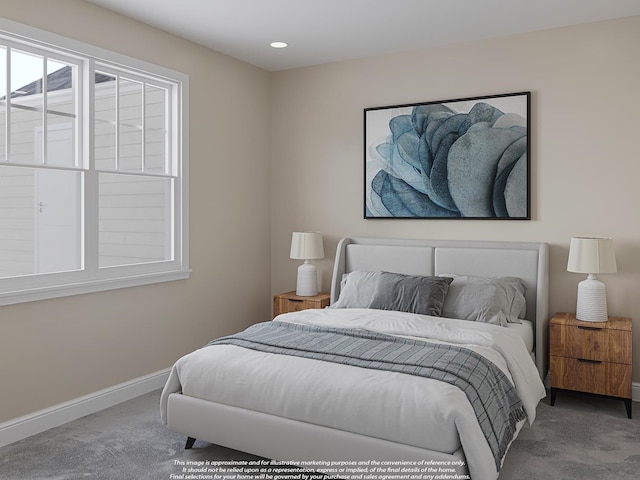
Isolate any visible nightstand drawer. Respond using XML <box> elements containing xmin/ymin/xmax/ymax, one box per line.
<box><xmin>550</xmin><ymin>323</ymin><xmax>631</xmax><ymax>364</ymax></box>
<box><xmin>550</xmin><ymin>356</ymin><xmax>632</xmax><ymax>398</ymax></box>
<box><xmin>550</xmin><ymin>324</ymin><xmax>607</xmax><ymax>361</ymax></box>
<box><xmin>273</xmin><ymin>291</ymin><xmax>331</xmax><ymax>318</ymax></box>
<box><xmin>281</xmin><ymin>298</ymin><xmax>312</xmax><ymax>312</ymax></box>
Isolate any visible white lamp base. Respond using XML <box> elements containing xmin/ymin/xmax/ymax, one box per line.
<box><xmin>296</xmin><ymin>260</ymin><xmax>318</xmax><ymax>296</ymax></box>
<box><xmin>575</xmin><ymin>274</ymin><xmax>608</xmax><ymax>322</ymax></box>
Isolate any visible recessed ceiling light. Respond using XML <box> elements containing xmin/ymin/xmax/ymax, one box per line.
<box><xmin>270</xmin><ymin>42</ymin><xmax>288</xmax><ymax>49</ymax></box>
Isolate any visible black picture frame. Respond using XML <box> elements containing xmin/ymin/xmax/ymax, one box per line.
<box><xmin>364</xmin><ymin>92</ymin><xmax>530</xmax><ymax>219</ymax></box>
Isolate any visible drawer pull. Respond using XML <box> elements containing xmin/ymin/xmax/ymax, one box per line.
<box><xmin>577</xmin><ymin>358</ymin><xmax>602</xmax><ymax>364</ymax></box>
<box><xmin>288</xmin><ymin>298</ymin><xmax>303</xmax><ymax>303</ymax></box>
<box><xmin>577</xmin><ymin>326</ymin><xmax>603</xmax><ymax>331</ymax></box>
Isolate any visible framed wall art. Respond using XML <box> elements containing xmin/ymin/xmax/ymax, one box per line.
<box><xmin>364</xmin><ymin>92</ymin><xmax>530</xmax><ymax>219</ymax></box>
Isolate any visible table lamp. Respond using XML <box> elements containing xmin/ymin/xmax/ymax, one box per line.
<box><xmin>290</xmin><ymin>232</ymin><xmax>324</xmax><ymax>296</ymax></box>
<box><xmin>567</xmin><ymin>237</ymin><xmax>617</xmax><ymax>322</ymax></box>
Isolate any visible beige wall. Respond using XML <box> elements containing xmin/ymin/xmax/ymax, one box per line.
<box><xmin>270</xmin><ymin>17</ymin><xmax>640</xmax><ymax>381</ymax></box>
<box><xmin>0</xmin><ymin>0</ymin><xmax>272</xmax><ymax>422</ymax></box>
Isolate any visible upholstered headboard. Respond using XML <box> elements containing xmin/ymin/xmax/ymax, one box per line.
<box><xmin>330</xmin><ymin>237</ymin><xmax>549</xmax><ymax>379</ymax></box>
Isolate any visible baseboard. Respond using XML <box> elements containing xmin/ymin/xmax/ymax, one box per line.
<box><xmin>0</xmin><ymin>368</ymin><xmax>170</xmax><ymax>448</ymax></box>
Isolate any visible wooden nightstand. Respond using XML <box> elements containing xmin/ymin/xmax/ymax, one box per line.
<box><xmin>550</xmin><ymin>312</ymin><xmax>632</xmax><ymax>418</ymax></box>
<box><xmin>273</xmin><ymin>291</ymin><xmax>331</xmax><ymax>318</ymax></box>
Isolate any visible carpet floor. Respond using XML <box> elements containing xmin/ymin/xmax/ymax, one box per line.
<box><xmin>0</xmin><ymin>389</ymin><xmax>638</xmax><ymax>479</ymax></box>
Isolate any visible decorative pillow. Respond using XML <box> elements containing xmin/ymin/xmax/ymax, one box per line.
<box><xmin>330</xmin><ymin>271</ymin><xmax>453</xmax><ymax>316</ymax></box>
<box><xmin>439</xmin><ymin>275</ymin><xmax>527</xmax><ymax>326</ymax></box>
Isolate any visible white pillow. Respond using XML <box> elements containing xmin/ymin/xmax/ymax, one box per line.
<box><xmin>330</xmin><ymin>271</ymin><xmax>380</xmax><ymax>309</ymax></box>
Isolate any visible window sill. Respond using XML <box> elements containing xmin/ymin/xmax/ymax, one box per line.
<box><xmin>0</xmin><ymin>269</ymin><xmax>191</xmax><ymax>307</ymax></box>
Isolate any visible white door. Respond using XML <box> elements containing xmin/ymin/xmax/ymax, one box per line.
<box><xmin>35</xmin><ymin>123</ymin><xmax>81</xmax><ymax>273</ymax></box>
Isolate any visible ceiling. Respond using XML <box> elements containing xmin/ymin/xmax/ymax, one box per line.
<box><xmin>87</xmin><ymin>0</ymin><xmax>640</xmax><ymax>71</ymax></box>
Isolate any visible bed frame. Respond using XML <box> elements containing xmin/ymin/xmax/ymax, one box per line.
<box><xmin>166</xmin><ymin>237</ymin><xmax>549</xmax><ymax>468</ymax></box>
<box><xmin>331</xmin><ymin>237</ymin><xmax>549</xmax><ymax>379</ymax></box>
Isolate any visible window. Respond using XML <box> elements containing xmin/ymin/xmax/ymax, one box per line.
<box><xmin>0</xmin><ymin>19</ymin><xmax>189</xmax><ymax>305</ymax></box>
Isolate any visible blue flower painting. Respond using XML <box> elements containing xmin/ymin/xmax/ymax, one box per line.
<box><xmin>364</xmin><ymin>92</ymin><xmax>530</xmax><ymax>219</ymax></box>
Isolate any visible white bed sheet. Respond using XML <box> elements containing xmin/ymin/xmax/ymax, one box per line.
<box><xmin>161</xmin><ymin>308</ymin><xmax>545</xmax><ymax>480</ymax></box>
<box><xmin>508</xmin><ymin>319</ymin><xmax>534</xmax><ymax>353</ymax></box>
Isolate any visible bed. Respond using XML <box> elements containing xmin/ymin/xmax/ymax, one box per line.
<box><xmin>161</xmin><ymin>237</ymin><xmax>549</xmax><ymax>480</ymax></box>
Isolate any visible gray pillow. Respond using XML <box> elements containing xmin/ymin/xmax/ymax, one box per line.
<box><xmin>330</xmin><ymin>271</ymin><xmax>453</xmax><ymax>316</ymax></box>
<box><xmin>440</xmin><ymin>275</ymin><xmax>527</xmax><ymax>326</ymax></box>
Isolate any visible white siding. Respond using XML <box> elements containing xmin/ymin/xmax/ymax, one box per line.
<box><xmin>0</xmin><ymin>166</ymin><xmax>35</xmax><ymax>277</ymax></box>
<box><xmin>98</xmin><ymin>174</ymin><xmax>171</xmax><ymax>267</ymax></box>
<box><xmin>0</xmin><ymin>74</ymin><xmax>169</xmax><ymax>277</ymax></box>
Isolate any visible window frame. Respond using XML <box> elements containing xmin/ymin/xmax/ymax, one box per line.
<box><xmin>0</xmin><ymin>18</ymin><xmax>190</xmax><ymax>306</ymax></box>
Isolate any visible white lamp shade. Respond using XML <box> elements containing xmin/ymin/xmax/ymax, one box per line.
<box><xmin>290</xmin><ymin>232</ymin><xmax>324</xmax><ymax>260</ymax></box>
<box><xmin>567</xmin><ymin>237</ymin><xmax>617</xmax><ymax>274</ymax></box>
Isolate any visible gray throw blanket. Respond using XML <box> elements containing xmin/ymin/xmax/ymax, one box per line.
<box><xmin>206</xmin><ymin>320</ymin><xmax>526</xmax><ymax>469</ymax></box>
